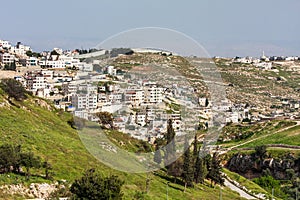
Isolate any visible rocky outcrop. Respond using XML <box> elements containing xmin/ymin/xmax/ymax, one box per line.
<box><xmin>0</xmin><ymin>182</ymin><xmax>65</xmax><ymax>199</ymax></box>
<box><xmin>226</xmin><ymin>153</ymin><xmax>300</xmax><ymax>180</ymax></box>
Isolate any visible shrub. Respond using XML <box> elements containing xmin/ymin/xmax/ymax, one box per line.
<box><xmin>0</xmin><ymin>78</ymin><xmax>31</xmax><ymax>101</ymax></box>
<box><xmin>70</xmin><ymin>169</ymin><xmax>124</xmax><ymax>200</ymax></box>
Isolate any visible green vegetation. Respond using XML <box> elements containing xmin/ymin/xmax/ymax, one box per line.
<box><xmin>0</xmin><ymin>86</ymin><xmax>245</xmax><ymax>199</ymax></box>
<box><xmin>70</xmin><ymin>169</ymin><xmax>124</xmax><ymax>200</ymax></box>
<box><xmin>95</xmin><ymin>111</ymin><xmax>114</xmax><ymax>129</ymax></box>
<box><xmin>226</xmin><ymin>146</ymin><xmax>300</xmax><ymax>200</ymax></box>
<box><xmin>0</xmin><ymin>78</ymin><xmax>32</xmax><ymax>101</ymax></box>
<box><xmin>223</xmin><ymin>168</ymin><xmax>273</xmax><ymax>198</ymax></box>
<box><xmin>3</xmin><ymin>62</ymin><xmax>16</xmax><ymax>71</ymax></box>
<box><xmin>220</xmin><ymin>120</ymin><xmax>299</xmax><ymax>148</ymax></box>
<box><xmin>240</xmin><ymin>125</ymin><xmax>300</xmax><ymax>148</ymax></box>
<box><xmin>25</xmin><ymin>51</ymin><xmax>41</xmax><ymax>58</ymax></box>
<box><xmin>253</xmin><ymin>176</ymin><xmax>287</xmax><ymax>199</ymax></box>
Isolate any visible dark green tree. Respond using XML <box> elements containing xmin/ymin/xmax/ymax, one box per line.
<box><xmin>182</xmin><ymin>138</ymin><xmax>194</xmax><ymax>192</ymax></box>
<box><xmin>207</xmin><ymin>152</ymin><xmax>224</xmax><ymax>186</ymax></box>
<box><xmin>43</xmin><ymin>160</ymin><xmax>53</xmax><ymax>180</ymax></box>
<box><xmin>192</xmin><ymin>134</ymin><xmax>198</xmax><ymax>158</ymax></box>
<box><xmin>0</xmin><ymin>78</ymin><xmax>31</xmax><ymax>101</ymax></box>
<box><xmin>25</xmin><ymin>51</ymin><xmax>41</xmax><ymax>58</ymax></box>
<box><xmin>20</xmin><ymin>152</ymin><xmax>41</xmax><ymax>180</ymax></box>
<box><xmin>253</xmin><ymin>175</ymin><xmax>285</xmax><ymax>198</ymax></box>
<box><xmin>0</xmin><ymin>144</ymin><xmax>22</xmax><ymax>173</ymax></box>
<box><xmin>70</xmin><ymin>169</ymin><xmax>124</xmax><ymax>200</ymax></box>
<box><xmin>164</xmin><ymin>119</ymin><xmax>176</xmax><ymax>175</ymax></box>
<box><xmin>96</xmin><ymin>111</ymin><xmax>114</xmax><ymax>129</ymax></box>
<box><xmin>4</xmin><ymin>61</ymin><xmax>16</xmax><ymax>71</ymax></box>
<box><xmin>168</xmin><ymin>158</ymin><xmax>183</xmax><ymax>183</ymax></box>
<box><xmin>194</xmin><ymin>151</ymin><xmax>208</xmax><ymax>184</ymax></box>
<box><xmin>254</xmin><ymin>145</ymin><xmax>267</xmax><ymax>161</ymax></box>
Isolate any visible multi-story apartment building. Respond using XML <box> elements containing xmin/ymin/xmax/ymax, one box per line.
<box><xmin>26</xmin><ymin>74</ymin><xmax>47</xmax><ymax>92</ymax></box>
<box><xmin>71</xmin><ymin>93</ymin><xmax>98</xmax><ymax>110</ymax></box>
<box><xmin>124</xmin><ymin>89</ymin><xmax>144</xmax><ymax>106</ymax></box>
<box><xmin>0</xmin><ymin>53</ymin><xmax>15</xmax><ymax>64</ymax></box>
<box><xmin>62</xmin><ymin>82</ymin><xmax>77</xmax><ymax>96</ymax></box>
<box><xmin>71</xmin><ymin>83</ymin><xmax>98</xmax><ymax>110</ymax></box>
<box><xmin>11</xmin><ymin>44</ymin><xmax>31</xmax><ymax>56</ymax></box>
<box><xmin>26</xmin><ymin>57</ymin><xmax>39</xmax><ymax>66</ymax></box>
<box><xmin>144</xmin><ymin>85</ymin><xmax>164</xmax><ymax>104</ymax></box>
<box><xmin>41</xmin><ymin>70</ymin><xmax>54</xmax><ymax>80</ymax></box>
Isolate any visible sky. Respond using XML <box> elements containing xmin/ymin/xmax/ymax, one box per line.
<box><xmin>1</xmin><ymin>0</ymin><xmax>299</xmax><ymax>57</ymax></box>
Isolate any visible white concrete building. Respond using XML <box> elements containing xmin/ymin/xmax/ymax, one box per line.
<box><xmin>144</xmin><ymin>85</ymin><xmax>164</xmax><ymax>104</ymax></box>
<box><xmin>72</xmin><ymin>93</ymin><xmax>98</xmax><ymax>110</ymax></box>
<box><xmin>60</xmin><ymin>55</ymin><xmax>81</xmax><ymax>69</ymax></box>
<box><xmin>81</xmin><ymin>63</ymin><xmax>93</xmax><ymax>71</ymax></box>
<box><xmin>199</xmin><ymin>98</ymin><xmax>208</xmax><ymax>107</ymax></box>
<box><xmin>62</xmin><ymin>82</ymin><xmax>77</xmax><ymax>95</ymax></box>
<box><xmin>0</xmin><ymin>53</ymin><xmax>15</xmax><ymax>64</ymax></box>
<box><xmin>41</xmin><ymin>70</ymin><xmax>54</xmax><ymax>80</ymax></box>
<box><xmin>136</xmin><ymin>112</ymin><xmax>147</xmax><ymax>126</ymax></box>
<box><xmin>26</xmin><ymin>75</ymin><xmax>47</xmax><ymax>91</ymax></box>
<box><xmin>46</xmin><ymin>60</ymin><xmax>65</xmax><ymax>69</ymax></box>
<box><xmin>77</xmin><ymin>84</ymin><xmax>97</xmax><ymax>94</ymax></box>
<box><xmin>74</xmin><ymin>110</ymin><xmax>89</xmax><ymax>120</ymax></box>
<box><xmin>125</xmin><ymin>89</ymin><xmax>144</xmax><ymax>106</ymax></box>
<box><xmin>71</xmin><ymin>83</ymin><xmax>98</xmax><ymax>110</ymax></box>
<box><xmin>226</xmin><ymin>112</ymin><xmax>239</xmax><ymax>123</ymax></box>
<box><xmin>39</xmin><ymin>54</ymin><xmax>82</xmax><ymax>69</ymax></box>
<box><xmin>0</xmin><ymin>40</ymin><xmax>11</xmax><ymax>49</ymax></box>
<box><xmin>106</xmin><ymin>65</ymin><xmax>117</xmax><ymax>76</ymax></box>
<box><xmin>255</xmin><ymin>62</ymin><xmax>272</xmax><ymax>70</ymax></box>
<box><xmin>11</xmin><ymin>44</ymin><xmax>31</xmax><ymax>56</ymax></box>
<box><xmin>108</xmin><ymin>93</ymin><xmax>123</xmax><ymax>103</ymax></box>
<box><xmin>26</xmin><ymin>57</ymin><xmax>39</xmax><ymax>66</ymax></box>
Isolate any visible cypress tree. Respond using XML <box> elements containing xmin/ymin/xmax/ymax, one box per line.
<box><xmin>182</xmin><ymin>137</ymin><xmax>194</xmax><ymax>192</ymax></box>
<box><xmin>207</xmin><ymin>152</ymin><xmax>224</xmax><ymax>186</ymax></box>
<box><xmin>164</xmin><ymin>119</ymin><xmax>176</xmax><ymax>174</ymax></box>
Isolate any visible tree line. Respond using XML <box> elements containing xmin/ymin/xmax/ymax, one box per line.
<box><xmin>0</xmin><ymin>144</ymin><xmax>53</xmax><ymax>180</ymax></box>
<box><xmin>154</xmin><ymin>119</ymin><xmax>224</xmax><ymax>192</ymax></box>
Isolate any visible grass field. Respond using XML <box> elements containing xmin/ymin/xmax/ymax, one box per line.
<box><xmin>220</xmin><ymin>120</ymin><xmax>300</xmax><ymax>149</ymax></box>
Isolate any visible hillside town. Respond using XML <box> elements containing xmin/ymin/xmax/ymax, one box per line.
<box><xmin>1</xmin><ymin>39</ymin><xmax>300</xmax><ymax>142</ymax></box>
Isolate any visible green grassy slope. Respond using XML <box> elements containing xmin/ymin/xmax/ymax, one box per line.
<box><xmin>220</xmin><ymin>120</ymin><xmax>300</xmax><ymax>149</ymax></box>
<box><xmin>0</xmin><ymin>89</ymin><xmax>246</xmax><ymax>199</ymax></box>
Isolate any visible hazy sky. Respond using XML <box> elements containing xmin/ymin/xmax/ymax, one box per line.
<box><xmin>1</xmin><ymin>0</ymin><xmax>299</xmax><ymax>57</ymax></box>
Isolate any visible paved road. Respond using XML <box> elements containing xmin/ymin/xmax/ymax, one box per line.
<box><xmin>224</xmin><ymin>178</ymin><xmax>257</xmax><ymax>200</ymax></box>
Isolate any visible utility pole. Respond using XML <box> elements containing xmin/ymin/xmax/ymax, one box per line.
<box><xmin>296</xmin><ymin>187</ymin><xmax>298</xmax><ymax>200</ymax></box>
<box><xmin>271</xmin><ymin>187</ymin><xmax>274</xmax><ymax>200</ymax></box>
<box><xmin>219</xmin><ymin>186</ymin><xmax>222</xmax><ymax>200</ymax></box>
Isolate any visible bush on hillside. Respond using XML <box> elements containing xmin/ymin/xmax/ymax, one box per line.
<box><xmin>70</xmin><ymin>169</ymin><xmax>124</xmax><ymax>200</ymax></box>
<box><xmin>0</xmin><ymin>78</ymin><xmax>31</xmax><ymax>101</ymax></box>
